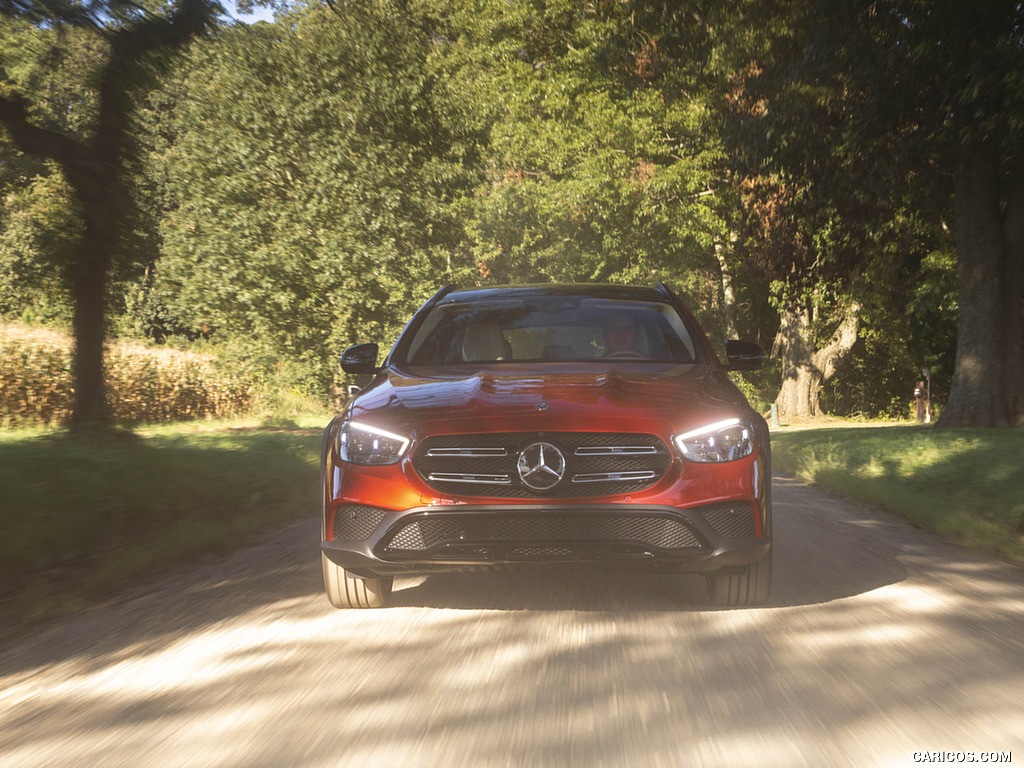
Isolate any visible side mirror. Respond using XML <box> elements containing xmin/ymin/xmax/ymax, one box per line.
<box><xmin>340</xmin><ymin>343</ymin><xmax>381</xmax><ymax>374</ymax></box>
<box><xmin>725</xmin><ymin>340</ymin><xmax>765</xmax><ymax>371</ymax></box>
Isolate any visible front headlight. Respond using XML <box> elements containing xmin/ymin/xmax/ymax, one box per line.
<box><xmin>337</xmin><ymin>420</ymin><xmax>411</xmax><ymax>465</ymax></box>
<box><xmin>674</xmin><ymin>418</ymin><xmax>754</xmax><ymax>463</ymax></box>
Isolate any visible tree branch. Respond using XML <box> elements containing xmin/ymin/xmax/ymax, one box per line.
<box><xmin>812</xmin><ymin>301</ymin><xmax>861</xmax><ymax>383</ymax></box>
<box><xmin>108</xmin><ymin>0</ymin><xmax>214</xmax><ymax>60</ymax></box>
<box><xmin>0</xmin><ymin>91</ymin><xmax>84</xmax><ymax>168</ymax></box>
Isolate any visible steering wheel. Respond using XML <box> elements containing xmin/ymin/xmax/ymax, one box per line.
<box><xmin>604</xmin><ymin>350</ymin><xmax>650</xmax><ymax>359</ymax></box>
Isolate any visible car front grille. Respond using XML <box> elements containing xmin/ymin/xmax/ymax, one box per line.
<box><xmin>412</xmin><ymin>432</ymin><xmax>672</xmax><ymax>498</ymax></box>
<box><xmin>380</xmin><ymin>511</ymin><xmax>702</xmax><ymax>559</ymax></box>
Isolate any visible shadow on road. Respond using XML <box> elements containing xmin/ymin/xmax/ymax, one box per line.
<box><xmin>0</xmin><ymin>517</ymin><xmax>325</xmax><ymax>678</ymax></box>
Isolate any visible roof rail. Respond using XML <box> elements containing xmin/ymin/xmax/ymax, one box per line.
<box><xmin>653</xmin><ymin>281</ymin><xmax>675</xmax><ymax>301</ymax></box>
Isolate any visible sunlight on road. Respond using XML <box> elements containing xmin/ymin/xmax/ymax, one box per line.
<box><xmin>877</xmin><ymin>582</ymin><xmax>955</xmax><ymax>612</ymax></box>
<box><xmin>2</xmin><ymin>563</ymin><xmax>1023</xmax><ymax>768</ymax></box>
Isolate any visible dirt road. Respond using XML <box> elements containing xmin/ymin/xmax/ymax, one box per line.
<box><xmin>2</xmin><ymin>475</ymin><xmax>1022</xmax><ymax>767</ymax></box>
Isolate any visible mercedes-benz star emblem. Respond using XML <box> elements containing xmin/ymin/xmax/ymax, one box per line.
<box><xmin>517</xmin><ymin>441</ymin><xmax>566</xmax><ymax>491</ymax></box>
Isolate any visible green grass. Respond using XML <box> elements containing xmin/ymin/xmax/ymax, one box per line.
<box><xmin>772</xmin><ymin>425</ymin><xmax>1024</xmax><ymax>564</ymax></box>
<box><xmin>0</xmin><ymin>415</ymin><xmax>329</xmax><ymax>627</ymax></box>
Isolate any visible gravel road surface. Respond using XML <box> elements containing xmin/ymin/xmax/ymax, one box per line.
<box><xmin>2</xmin><ymin>474</ymin><xmax>1022</xmax><ymax>767</ymax></box>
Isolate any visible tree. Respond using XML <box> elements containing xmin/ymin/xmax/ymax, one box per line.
<box><xmin>734</xmin><ymin>0</ymin><xmax>1024</xmax><ymax>427</ymax></box>
<box><xmin>434</xmin><ymin>0</ymin><xmax>736</xmax><ymax>333</ymax></box>
<box><xmin>0</xmin><ymin>0</ymin><xmax>217</xmax><ymax>431</ymax></box>
<box><xmin>731</xmin><ymin>171</ymin><xmax>869</xmax><ymax>419</ymax></box>
<box><xmin>148</xmin><ymin>1</ymin><xmax>482</xmax><ymax>395</ymax></box>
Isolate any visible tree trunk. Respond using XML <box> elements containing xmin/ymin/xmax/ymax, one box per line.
<box><xmin>714</xmin><ymin>236</ymin><xmax>738</xmax><ymax>339</ymax></box>
<box><xmin>774</xmin><ymin>300</ymin><xmax>860</xmax><ymax>419</ymax></box>
<box><xmin>773</xmin><ymin>306</ymin><xmax>815</xmax><ymax>418</ymax></box>
<box><xmin>63</xmin><ymin>38</ymin><xmax>133</xmax><ymax>432</ymax></box>
<box><xmin>67</xmin><ymin>200</ymin><xmax>116</xmax><ymax>432</ymax></box>
<box><xmin>938</xmin><ymin>146</ymin><xmax>1024</xmax><ymax>427</ymax></box>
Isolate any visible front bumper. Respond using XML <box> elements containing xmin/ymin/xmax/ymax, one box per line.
<box><xmin>322</xmin><ymin>501</ymin><xmax>770</xmax><ymax>578</ymax></box>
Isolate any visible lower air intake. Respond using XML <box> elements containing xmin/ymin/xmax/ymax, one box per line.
<box><xmin>699</xmin><ymin>503</ymin><xmax>757</xmax><ymax>538</ymax></box>
<box><xmin>332</xmin><ymin>504</ymin><xmax>388</xmax><ymax>540</ymax></box>
<box><xmin>381</xmin><ymin>512</ymin><xmax>702</xmax><ymax>555</ymax></box>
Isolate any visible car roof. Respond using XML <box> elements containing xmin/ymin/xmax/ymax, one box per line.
<box><xmin>439</xmin><ymin>283</ymin><xmax>675</xmax><ymax>305</ymax></box>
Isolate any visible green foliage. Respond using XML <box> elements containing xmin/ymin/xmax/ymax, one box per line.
<box><xmin>0</xmin><ymin>0</ymin><xmax>224</xmax><ymax>429</ymax></box>
<box><xmin>818</xmin><ymin>321</ymin><xmax>918</xmax><ymax>419</ymax></box>
<box><xmin>802</xmin><ymin>0</ymin><xmax>1024</xmax><ymax>178</ymax></box>
<box><xmin>710</xmin><ymin>0</ymin><xmax>1003</xmax><ymax>419</ymax></box>
<box><xmin>0</xmin><ymin>169</ymin><xmax>79</xmax><ymax>323</ymax></box>
<box><xmin>451</xmin><ymin>0</ymin><xmax>728</xmax><ymax>299</ymax></box>
<box><xmin>146</xmin><ymin>1</ymin><xmax>481</xmax><ymax>394</ymax></box>
<box><xmin>729</xmin><ymin>358</ymin><xmax>781</xmax><ymax>417</ymax></box>
<box><xmin>905</xmin><ymin>247</ymin><xmax>958</xmax><ymax>392</ymax></box>
<box><xmin>0</xmin><ymin>16</ymin><xmax>106</xmax><ymax>139</ymax></box>
<box><xmin>818</xmin><ymin>242</ymin><xmax>958</xmax><ymax>419</ymax></box>
<box><xmin>0</xmin><ymin>18</ymin><xmax>103</xmax><ymax>323</ymax></box>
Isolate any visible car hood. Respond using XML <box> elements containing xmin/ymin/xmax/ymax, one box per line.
<box><xmin>347</xmin><ymin>363</ymin><xmax>750</xmax><ymax>437</ymax></box>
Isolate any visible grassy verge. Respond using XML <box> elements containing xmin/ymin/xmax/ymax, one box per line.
<box><xmin>0</xmin><ymin>416</ymin><xmax>328</xmax><ymax>628</ymax></box>
<box><xmin>771</xmin><ymin>424</ymin><xmax>1024</xmax><ymax>565</ymax></box>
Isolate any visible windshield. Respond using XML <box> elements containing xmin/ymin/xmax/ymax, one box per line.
<box><xmin>399</xmin><ymin>295</ymin><xmax>703</xmax><ymax>365</ymax></box>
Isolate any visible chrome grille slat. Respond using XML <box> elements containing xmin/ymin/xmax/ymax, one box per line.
<box><xmin>572</xmin><ymin>471</ymin><xmax>657</xmax><ymax>484</ymax></box>
<box><xmin>427</xmin><ymin>472</ymin><xmax>512</xmax><ymax>485</ymax></box>
<box><xmin>575</xmin><ymin>446</ymin><xmax>658</xmax><ymax>456</ymax></box>
<box><xmin>426</xmin><ymin>448</ymin><xmax>508</xmax><ymax>457</ymax></box>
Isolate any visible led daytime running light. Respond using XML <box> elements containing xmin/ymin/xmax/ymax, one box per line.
<box><xmin>347</xmin><ymin>421</ymin><xmax>410</xmax><ymax>453</ymax></box>
<box><xmin>676</xmin><ymin>418</ymin><xmax>742</xmax><ymax>441</ymax></box>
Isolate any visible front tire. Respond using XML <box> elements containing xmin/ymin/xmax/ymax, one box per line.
<box><xmin>322</xmin><ymin>552</ymin><xmax>393</xmax><ymax>608</ymax></box>
<box><xmin>706</xmin><ymin>549</ymin><xmax>772</xmax><ymax>607</ymax></box>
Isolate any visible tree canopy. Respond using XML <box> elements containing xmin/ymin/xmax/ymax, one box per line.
<box><xmin>1</xmin><ymin>0</ymin><xmax>1018</xmax><ymax>427</ymax></box>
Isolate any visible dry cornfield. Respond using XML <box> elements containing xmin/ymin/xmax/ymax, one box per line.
<box><xmin>0</xmin><ymin>322</ymin><xmax>256</xmax><ymax>426</ymax></box>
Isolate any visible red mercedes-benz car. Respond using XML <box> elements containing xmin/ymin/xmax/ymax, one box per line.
<box><xmin>321</xmin><ymin>283</ymin><xmax>771</xmax><ymax>608</ymax></box>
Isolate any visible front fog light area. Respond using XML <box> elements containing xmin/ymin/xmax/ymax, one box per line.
<box><xmin>337</xmin><ymin>421</ymin><xmax>410</xmax><ymax>465</ymax></box>
<box><xmin>674</xmin><ymin>418</ymin><xmax>754</xmax><ymax>463</ymax></box>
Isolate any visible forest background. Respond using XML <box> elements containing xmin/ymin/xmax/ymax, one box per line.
<box><xmin>1</xmin><ymin>0</ymin><xmax>1022</xmax><ymax>430</ymax></box>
